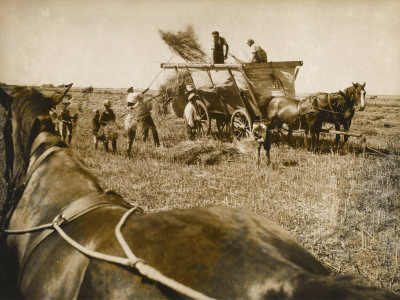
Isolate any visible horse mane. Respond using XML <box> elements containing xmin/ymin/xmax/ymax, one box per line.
<box><xmin>0</xmin><ymin>87</ymin><xmax>63</xmax><ymax>233</ymax></box>
<box><xmin>7</xmin><ymin>87</ymin><xmax>57</xmax><ymax>196</ymax></box>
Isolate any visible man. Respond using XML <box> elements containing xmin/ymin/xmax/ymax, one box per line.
<box><xmin>184</xmin><ymin>93</ymin><xmax>200</xmax><ymax>140</ymax></box>
<box><xmin>125</xmin><ymin>87</ymin><xmax>139</xmax><ymax>156</ymax></box>
<box><xmin>247</xmin><ymin>39</ymin><xmax>268</xmax><ymax>63</ymax></box>
<box><xmin>126</xmin><ymin>87</ymin><xmax>160</xmax><ymax>155</ymax></box>
<box><xmin>99</xmin><ymin>99</ymin><xmax>117</xmax><ymax>153</ymax></box>
<box><xmin>251</xmin><ymin>122</ymin><xmax>270</xmax><ymax>165</ymax></box>
<box><xmin>58</xmin><ymin>101</ymin><xmax>73</xmax><ymax>144</ymax></box>
<box><xmin>212</xmin><ymin>31</ymin><xmax>229</xmax><ymax>64</ymax></box>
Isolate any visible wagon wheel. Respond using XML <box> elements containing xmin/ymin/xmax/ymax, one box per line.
<box><xmin>231</xmin><ymin>108</ymin><xmax>252</xmax><ymax>140</ymax></box>
<box><xmin>195</xmin><ymin>100</ymin><xmax>211</xmax><ymax>136</ymax></box>
<box><xmin>216</xmin><ymin>116</ymin><xmax>231</xmax><ymax>136</ymax></box>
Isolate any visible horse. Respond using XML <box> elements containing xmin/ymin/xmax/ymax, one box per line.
<box><xmin>303</xmin><ymin>82</ymin><xmax>366</xmax><ymax>149</ymax></box>
<box><xmin>263</xmin><ymin>83</ymin><xmax>366</xmax><ymax>163</ymax></box>
<box><xmin>261</xmin><ymin>96</ymin><xmax>316</xmax><ymax>163</ymax></box>
<box><xmin>0</xmin><ymin>85</ymin><xmax>395</xmax><ymax>299</ymax></box>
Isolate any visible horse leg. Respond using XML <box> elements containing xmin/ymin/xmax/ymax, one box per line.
<box><xmin>304</xmin><ymin>130</ymin><xmax>309</xmax><ymax>150</ymax></box>
<box><xmin>334</xmin><ymin>124</ymin><xmax>341</xmax><ymax>150</ymax></box>
<box><xmin>286</xmin><ymin>129</ymin><xmax>292</xmax><ymax>146</ymax></box>
<box><xmin>103</xmin><ymin>141</ymin><xmax>109</xmax><ymax>153</ymax></box>
<box><xmin>343</xmin><ymin>123</ymin><xmax>350</xmax><ymax>153</ymax></box>
<box><xmin>315</xmin><ymin>131</ymin><xmax>321</xmax><ymax>152</ymax></box>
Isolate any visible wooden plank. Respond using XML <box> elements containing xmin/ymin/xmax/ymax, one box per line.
<box><xmin>161</xmin><ymin>61</ymin><xmax>303</xmax><ymax>70</ymax></box>
<box><xmin>324</xmin><ymin>130</ymin><xmax>363</xmax><ymax>137</ymax></box>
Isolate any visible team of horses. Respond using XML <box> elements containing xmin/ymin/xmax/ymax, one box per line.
<box><xmin>0</xmin><ymin>84</ymin><xmax>397</xmax><ymax>299</ymax></box>
<box><xmin>259</xmin><ymin>82</ymin><xmax>366</xmax><ymax>164</ymax></box>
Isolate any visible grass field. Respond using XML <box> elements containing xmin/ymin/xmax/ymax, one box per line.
<box><xmin>48</xmin><ymin>89</ymin><xmax>400</xmax><ymax>295</ymax></box>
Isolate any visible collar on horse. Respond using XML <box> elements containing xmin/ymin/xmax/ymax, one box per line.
<box><xmin>327</xmin><ymin>93</ymin><xmax>341</xmax><ymax>125</ymax></box>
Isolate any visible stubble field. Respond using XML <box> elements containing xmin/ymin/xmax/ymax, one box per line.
<box><xmin>58</xmin><ymin>88</ymin><xmax>400</xmax><ymax>295</ymax></box>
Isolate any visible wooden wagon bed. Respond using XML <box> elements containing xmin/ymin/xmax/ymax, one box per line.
<box><xmin>161</xmin><ymin>61</ymin><xmax>303</xmax><ymax>138</ymax></box>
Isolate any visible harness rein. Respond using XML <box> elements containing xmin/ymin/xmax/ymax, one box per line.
<box><xmin>5</xmin><ymin>132</ymin><xmax>215</xmax><ymax>300</ymax></box>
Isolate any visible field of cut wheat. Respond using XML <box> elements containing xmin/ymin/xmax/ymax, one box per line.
<box><xmin>57</xmin><ymin>89</ymin><xmax>400</xmax><ymax>295</ymax></box>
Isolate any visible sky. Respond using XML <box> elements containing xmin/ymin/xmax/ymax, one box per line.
<box><xmin>1</xmin><ymin>0</ymin><xmax>399</xmax><ymax>95</ymax></box>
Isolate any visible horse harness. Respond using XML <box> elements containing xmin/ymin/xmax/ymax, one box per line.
<box><xmin>5</xmin><ymin>132</ymin><xmax>214</xmax><ymax>300</ymax></box>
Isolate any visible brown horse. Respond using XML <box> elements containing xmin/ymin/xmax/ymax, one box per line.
<box><xmin>262</xmin><ymin>96</ymin><xmax>316</xmax><ymax>163</ymax></box>
<box><xmin>303</xmin><ymin>82</ymin><xmax>366</xmax><ymax>148</ymax></box>
<box><xmin>0</xmin><ymin>86</ymin><xmax>395</xmax><ymax>299</ymax></box>
<box><xmin>263</xmin><ymin>83</ymin><xmax>366</xmax><ymax>163</ymax></box>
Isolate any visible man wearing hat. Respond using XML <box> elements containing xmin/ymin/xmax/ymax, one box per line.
<box><xmin>58</xmin><ymin>100</ymin><xmax>73</xmax><ymax>144</ymax></box>
<box><xmin>184</xmin><ymin>92</ymin><xmax>200</xmax><ymax>140</ymax></box>
<box><xmin>246</xmin><ymin>39</ymin><xmax>268</xmax><ymax>63</ymax></box>
<box><xmin>125</xmin><ymin>87</ymin><xmax>160</xmax><ymax>155</ymax></box>
<box><xmin>99</xmin><ymin>99</ymin><xmax>117</xmax><ymax>153</ymax></box>
<box><xmin>212</xmin><ymin>31</ymin><xmax>229</xmax><ymax>64</ymax></box>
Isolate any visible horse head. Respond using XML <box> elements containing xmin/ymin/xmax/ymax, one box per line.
<box><xmin>0</xmin><ymin>84</ymin><xmax>72</xmax><ymax>199</ymax></box>
<box><xmin>350</xmin><ymin>82</ymin><xmax>366</xmax><ymax>111</ymax></box>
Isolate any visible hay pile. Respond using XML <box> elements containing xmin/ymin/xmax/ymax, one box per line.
<box><xmin>170</xmin><ymin>140</ymin><xmax>239</xmax><ymax>165</ymax></box>
<box><xmin>234</xmin><ymin>137</ymin><xmax>259</xmax><ymax>155</ymax></box>
<box><xmin>159</xmin><ymin>25</ymin><xmax>209</xmax><ymax>63</ymax></box>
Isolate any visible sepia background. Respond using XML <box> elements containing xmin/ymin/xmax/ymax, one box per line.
<box><xmin>1</xmin><ymin>0</ymin><xmax>400</xmax><ymax>95</ymax></box>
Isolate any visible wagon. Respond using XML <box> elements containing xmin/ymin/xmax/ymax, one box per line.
<box><xmin>161</xmin><ymin>61</ymin><xmax>303</xmax><ymax>139</ymax></box>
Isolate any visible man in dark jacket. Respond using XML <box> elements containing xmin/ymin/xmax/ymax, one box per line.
<box><xmin>99</xmin><ymin>100</ymin><xmax>117</xmax><ymax>153</ymax></box>
<box><xmin>212</xmin><ymin>31</ymin><xmax>229</xmax><ymax>64</ymax></box>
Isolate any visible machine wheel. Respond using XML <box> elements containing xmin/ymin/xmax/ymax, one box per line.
<box><xmin>231</xmin><ymin>109</ymin><xmax>252</xmax><ymax>140</ymax></box>
<box><xmin>216</xmin><ymin>117</ymin><xmax>231</xmax><ymax>135</ymax></box>
<box><xmin>195</xmin><ymin>100</ymin><xmax>211</xmax><ymax>136</ymax></box>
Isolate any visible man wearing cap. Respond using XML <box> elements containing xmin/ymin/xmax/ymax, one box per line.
<box><xmin>212</xmin><ymin>31</ymin><xmax>229</xmax><ymax>64</ymax></box>
<box><xmin>247</xmin><ymin>39</ymin><xmax>268</xmax><ymax>63</ymax></box>
<box><xmin>58</xmin><ymin>101</ymin><xmax>73</xmax><ymax>144</ymax></box>
<box><xmin>184</xmin><ymin>93</ymin><xmax>200</xmax><ymax>140</ymax></box>
<box><xmin>99</xmin><ymin>100</ymin><xmax>117</xmax><ymax>153</ymax></box>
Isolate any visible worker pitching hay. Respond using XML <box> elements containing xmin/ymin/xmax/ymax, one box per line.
<box><xmin>159</xmin><ymin>25</ymin><xmax>209</xmax><ymax>63</ymax></box>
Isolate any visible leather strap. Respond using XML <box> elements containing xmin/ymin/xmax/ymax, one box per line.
<box><xmin>327</xmin><ymin>93</ymin><xmax>340</xmax><ymax>125</ymax></box>
<box><xmin>18</xmin><ymin>192</ymin><xmax>134</xmax><ymax>285</ymax></box>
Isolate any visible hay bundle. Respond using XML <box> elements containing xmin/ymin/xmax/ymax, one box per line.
<box><xmin>98</xmin><ymin>122</ymin><xmax>119</xmax><ymax>141</ymax></box>
<box><xmin>155</xmin><ymin>70</ymin><xmax>192</xmax><ymax>117</ymax></box>
<box><xmin>158</xmin><ymin>70</ymin><xmax>191</xmax><ymax>98</ymax></box>
<box><xmin>159</xmin><ymin>25</ymin><xmax>209</xmax><ymax>63</ymax></box>
<box><xmin>234</xmin><ymin>137</ymin><xmax>259</xmax><ymax>155</ymax></box>
<box><xmin>170</xmin><ymin>140</ymin><xmax>239</xmax><ymax>165</ymax></box>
